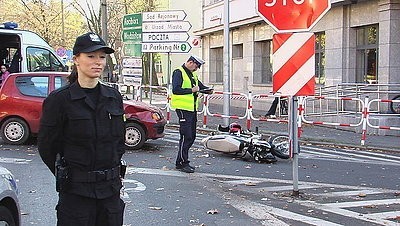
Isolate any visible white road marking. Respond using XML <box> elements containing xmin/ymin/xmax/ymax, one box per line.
<box><xmin>122</xmin><ymin>179</ymin><xmax>146</xmax><ymax>192</ymax></box>
<box><xmin>304</xmin><ymin>146</ymin><xmax>400</xmax><ymax>165</ymax></box>
<box><xmin>130</xmin><ymin>166</ymin><xmax>400</xmax><ymax>226</ymax></box>
<box><xmin>255</xmin><ymin>184</ymin><xmax>317</xmax><ymax>192</ymax></box>
<box><xmin>365</xmin><ymin>211</ymin><xmax>400</xmax><ymax>220</ymax></box>
<box><xmin>120</xmin><ymin>179</ymin><xmax>147</xmax><ymax>201</ymax></box>
<box><xmin>224</xmin><ymin>179</ymin><xmax>264</xmax><ymax>185</ymax></box>
<box><xmin>229</xmin><ymin>199</ymin><xmax>341</xmax><ymax>226</ymax></box>
<box><xmin>323</xmin><ymin>198</ymin><xmax>400</xmax><ymax>208</ymax></box>
<box><xmin>0</xmin><ymin>157</ymin><xmax>31</xmax><ymax>164</ymax></box>
<box><xmin>128</xmin><ymin>167</ymin><xmax>399</xmax><ymax>192</ymax></box>
<box><xmin>317</xmin><ymin>189</ymin><xmax>384</xmax><ymax>197</ymax></box>
<box><xmin>298</xmin><ymin>200</ymin><xmax>399</xmax><ymax>226</ymax></box>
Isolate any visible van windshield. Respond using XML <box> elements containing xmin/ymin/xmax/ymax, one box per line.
<box><xmin>27</xmin><ymin>47</ymin><xmax>65</xmax><ymax>72</ymax></box>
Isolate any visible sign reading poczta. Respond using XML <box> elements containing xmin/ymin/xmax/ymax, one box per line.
<box><xmin>142</xmin><ymin>32</ymin><xmax>189</xmax><ymax>43</ymax></box>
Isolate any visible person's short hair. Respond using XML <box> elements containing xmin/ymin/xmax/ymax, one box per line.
<box><xmin>188</xmin><ymin>55</ymin><xmax>205</xmax><ymax>68</ymax></box>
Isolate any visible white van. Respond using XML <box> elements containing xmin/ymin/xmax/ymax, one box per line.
<box><xmin>0</xmin><ymin>22</ymin><xmax>66</xmax><ymax>73</ymax></box>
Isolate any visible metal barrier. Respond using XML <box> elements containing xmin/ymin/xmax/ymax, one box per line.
<box><xmin>204</xmin><ymin>91</ymin><xmax>249</xmax><ymax>129</ymax></box>
<box><xmin>137</xmin><ymin>85</ymin><xmax>169</xmax><ymax>108</ymax></box>
<box><xmin>108</xmin><ymin>82</ymin><xmax>399</xmax><ymax>145</ymax></box>
<box><xmin>249</xmin><ymin>93</ymin><xmax>289</xmax><ymax>125</ymax></box>
<box><xmin>301</xmin><ymin>96</ymin><xmax>366</xmax><ymax>144</ymax></box>
<box><xmin>366</xmin><ymin>98</ymin><xmax>400</xmax><ymax>131</ymax></box>
<box><xmin>301</xmin><ymin>96</ymin><xmax>364</xmax><ymax>126</ymax></box>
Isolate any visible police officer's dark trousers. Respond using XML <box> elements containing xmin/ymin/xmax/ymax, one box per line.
<box><xmin>176</xmin><ymin>109</ymin><xmax>197</xmax><ymax>166</ymax></box>
<box><xmin>56</xmin><ymin>192</ymin><xmax>124</xmax><ymax>226</ymax></box>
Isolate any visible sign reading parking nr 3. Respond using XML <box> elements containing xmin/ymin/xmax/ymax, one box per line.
<box><xmin>256</xmin><ymin>0</ymin><xmax>331</xmax><ymax>96</ymax></box>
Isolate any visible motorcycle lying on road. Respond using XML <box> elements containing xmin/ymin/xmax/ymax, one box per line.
<box><xmin>201</xmin><ymin>124</ymin><xmax>291</xmax><ymax>163</ymax></box>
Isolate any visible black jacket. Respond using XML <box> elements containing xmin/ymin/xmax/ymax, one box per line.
<box><xmin>38</xmin><ymin>81</ymin><xmax>125</xmax><ymax>199</ymax></box>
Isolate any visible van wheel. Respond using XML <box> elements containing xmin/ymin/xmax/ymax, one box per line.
<box><xmin>125</xmin><ymin>122</ymin><xmax>146</xmax><ymax>150</ymax></box>
<box><xmin>1</xmin><ymin>118</ymin><xmax>30</xmax><ymax>145</ymax></box>
<box><xmin>0</xmin><ymin>205</ymin><xmax>16</xmax><ymax>226</ymax></box>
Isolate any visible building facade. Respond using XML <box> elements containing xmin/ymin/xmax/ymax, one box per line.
<box><xmin>193</xmin><ymin>0</ymin><xmax>400</xmax><ymax>94</ymax></box>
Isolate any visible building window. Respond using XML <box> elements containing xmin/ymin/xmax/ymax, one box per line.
<box><xmin>210</xmin><ymin>47</ymin><xmax>223</xmax><ymax>83</ymax></box>
<box><xmin>204</xmin><ymin>0</ymin><xmax>223</xmax><ymax>7</ymax></box>
<box><xmin>315</xmin><ymin>32</ymin><xmax>326</xmax><ymax>85</ymax></box>
<box><xmin>155</xmin><ymin>61</ymin><xmax>162</xmax><ymax>73</ymax></box>
<box><xmin>232</xmin><ymin>44</ymin><xmax>243</xmax><ymax>59</ymax></box>
<box><xmin>253</xmin><ymin>40</ymin><xmax>272</xmax><ymax>84</ymax></box>
<box><xmin>356</xmin><ymin>25</ymin><xmax>378</xmax><ymax>84</ymax></box>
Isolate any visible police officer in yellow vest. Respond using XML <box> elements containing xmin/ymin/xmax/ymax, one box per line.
<box><xmin>171</xmin><ymin>55</ymin><xmax>213</xmax><ymax>173</ymax></box>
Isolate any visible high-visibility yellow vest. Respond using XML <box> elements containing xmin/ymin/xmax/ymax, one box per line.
<box><xmin>170</xmin><ymin>67</ymin><xmax>199</xmax><ymax>111</ymax></box>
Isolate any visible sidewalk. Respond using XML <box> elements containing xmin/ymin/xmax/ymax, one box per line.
<box><xmin>166</xmin><ymin>113</ymin><xmax>399</xmax><ymax>152</ymax></box>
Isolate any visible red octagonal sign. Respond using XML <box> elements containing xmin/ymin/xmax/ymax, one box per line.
<box><xmin>257</xmin><ymin>0</ymin><xmax>331</xmax><ymax>33</ymax></box>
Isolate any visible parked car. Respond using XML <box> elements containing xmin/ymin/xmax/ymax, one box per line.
<box><xmin>0</xmin><ymin>72</ymin><xmax>166</xmax><ymax>149</ymax></box>
<box><xmin>0</xmin><ymin>166</ymin><xmax>20</xmax><ymax>226</ymax></box>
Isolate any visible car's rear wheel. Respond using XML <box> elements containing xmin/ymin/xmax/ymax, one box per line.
<box><xmin>0</xmin><ymin>206</ymin><xmax>16</xmax><ymax>226</ymax></box>
<box><xmin>125</xmin><ymin>122</ymin><xmax>146</xmax><ymax>150</ymax></box>
<box><xmin>1</xmin><ymin>118</ymin><xmax>30</xmax><ymax>145</ymax></box>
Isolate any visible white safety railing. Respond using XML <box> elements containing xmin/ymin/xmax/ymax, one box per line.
<box><xmin>108</xmin><ymin>82</ymin><xmax>399</xmax><ymax>145</ymax></box>
<box><xmin>204</xmin><ymin>91</ymin><xmax>249</xmax><ymax>128</ymax></box>
<box><xmin>366</xmin><ymin>98</ymin><xmax>400</xmax><ymax>131</ymax></box>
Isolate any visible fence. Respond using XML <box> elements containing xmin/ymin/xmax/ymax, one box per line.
<box><xmin>106</xmin><ymin>82</ymin><xmax>400</xmax><ymax>145</ymax></box>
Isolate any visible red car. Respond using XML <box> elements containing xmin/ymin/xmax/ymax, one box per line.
<box><xmin>0</xmin><ymin>72</ymin><xmax>166</xmax><ymax>149</ymax></box>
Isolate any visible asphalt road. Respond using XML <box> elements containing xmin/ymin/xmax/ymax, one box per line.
<box><xmin>1</xmin><ymin>128</ymin><xmax>400</xmax><ymax>226</ymax></box>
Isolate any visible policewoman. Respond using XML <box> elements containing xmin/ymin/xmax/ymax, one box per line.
<box><xmin>38</xmin><ymin>32</ymin><xmax>125</xmax><ymax>226</ymax></box>
<box><xmin>171</xmin><ymin>55</ymin><xmax>213</xmax><ymax>173</ymax></box>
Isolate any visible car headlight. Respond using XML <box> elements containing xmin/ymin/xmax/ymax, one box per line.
<box><xmin>151</xmin><ymin>112</ymin><xmax>162</xmax><ymax>121</ymax></box>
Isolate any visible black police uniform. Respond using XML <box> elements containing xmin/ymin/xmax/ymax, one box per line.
<box><xmin>38</xmin><ymin>81</ymin><xmax>125</xmax><ymax>226</ymax></box>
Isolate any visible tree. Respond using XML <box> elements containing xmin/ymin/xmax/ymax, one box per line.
<box><xmin>71</xmin><ymin>0</ymin><xmax>163</xmax><ymax>85</ymax></box>
<box><xmin>0</xmin><ymin>0</ymin><xmax>85</xmax><ymax>50</ymax></box>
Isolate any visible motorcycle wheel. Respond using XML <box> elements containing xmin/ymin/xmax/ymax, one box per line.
<box><xmin>240</xmin><ymin>147</ymin><xmax>253</xmax><ymax>160</ymax></box>
<box><xmin>253</xmin><ymin>150</ymin><xmax>277</xmax><ymax>163</ymax></box>
<box><xmin>269</xmin><ymin>135</ymin><xmax>290</xmax><ymax>159</ymax></box>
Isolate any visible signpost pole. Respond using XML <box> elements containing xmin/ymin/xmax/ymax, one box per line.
<box><xmin>167</xmin><ymin>52</ymin><xmax>172</xmax><ymax>90</ymax></box>
<box><xmin>149</xmin><ymin>52</ymin><xmax>153</xmax><ymax>104</ymax></box>
<box><xmin>289</xmin><ymin>96</ymin><xmax>300</xmax><ymax>196</ymax></box>
<box><xmin>257</xmin><ymin>0</ymin><xmax>331</xmax><ymax>196</ymax></box>
<box><xmin>223</xmin><ymin>0</ymin><xmax>231</xmax><ymax>127</ymax></box>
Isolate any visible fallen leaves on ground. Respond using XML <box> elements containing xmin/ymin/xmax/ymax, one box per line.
<box><xmin>207</xmin><ymin>209</ymin><xmax>219</xmax><ymax>214</ymax></box>
<box><xmin>244</xmin><ymin>181</ymin><xmax>257</xmax><ymax>186</ymax></box>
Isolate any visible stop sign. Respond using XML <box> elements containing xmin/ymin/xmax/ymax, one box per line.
<box><xmin>257</xmin><ymin>0</ymin><xmax>331</xmax><ymax>32</ymax></box>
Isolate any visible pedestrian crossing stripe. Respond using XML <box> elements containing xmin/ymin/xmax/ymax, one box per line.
<box><xmin>297</xmin><ymin>200</ymin><xmax>400</xmax><ymax>226</ymax></box>
<box><xmin>128</xmin><ymin>167</ymin><xmax>400</xmax><ymax>226</ymax></box>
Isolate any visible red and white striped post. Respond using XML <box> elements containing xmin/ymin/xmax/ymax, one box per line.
<box><xmin>361</xmin><ymin>97</ymin><xmax>369</xmax><ymax>146</ymax></box>
<box><xmin>257</xmin><ymin>0</ymin><xmax>331</xmax><ymax>197</ymax></box>
<box><xmin>246</xmin><ymin>91</ymin><xmax>252</xmax><ymax>131</ymax></box>
<box><xmin>203</xmin><ymin>94</ymin><xmax>208</xmax><ymax>128</ymax></box>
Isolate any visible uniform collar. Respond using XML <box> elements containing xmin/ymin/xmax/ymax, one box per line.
<box><xmin>182</xmin><ymin>64</ymin><xmax>193</xmax><ymax>75</ymax></box>
<box><xmin>69</xmin><ymin>81</ymin><xmax>116</xmax><ymax>100</ymax></box>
